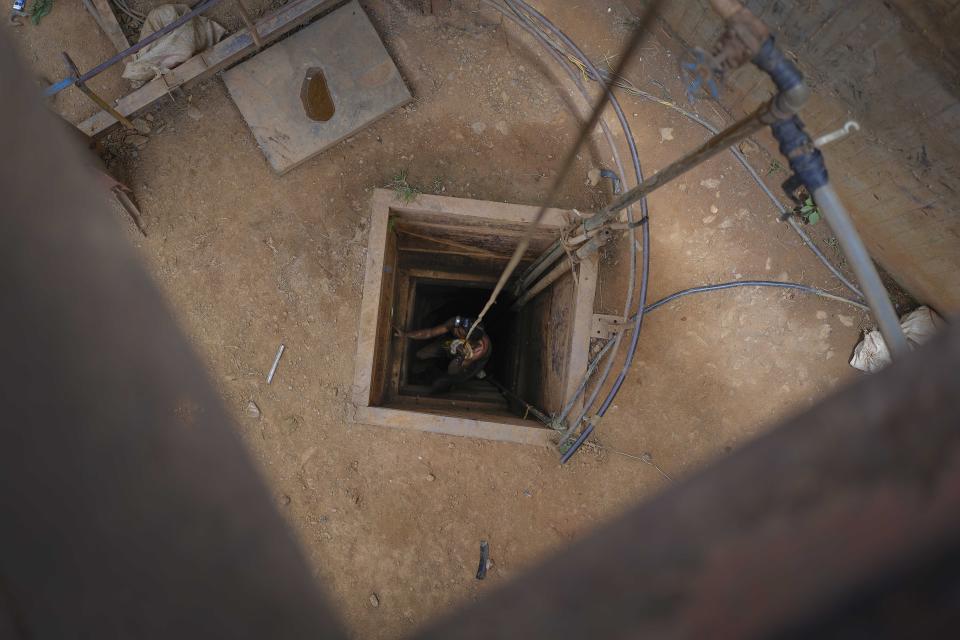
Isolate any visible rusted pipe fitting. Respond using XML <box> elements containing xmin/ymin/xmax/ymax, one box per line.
<box><xmin>709</xmin><ymin>0</ymin><xmax>769</xmax><ymax>74</ymax></box>
<box><xmin>707</xmin><ymin>0</ymin><xmax>745</xmax><ymax>20</ymax></box>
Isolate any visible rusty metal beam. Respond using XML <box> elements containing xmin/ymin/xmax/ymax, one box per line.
<box><xmin>61</xmin><ymin>51</ymin><xmax>135</xmax><ymax>130</ymax></box>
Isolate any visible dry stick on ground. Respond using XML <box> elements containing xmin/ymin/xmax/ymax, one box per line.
<box><xmin>464</xmin><ymin>0</ymin><xmax>664</xmax><ymax>342</ymax></box>
<box><xmin>581</xmin><ymin>441</ymin><xmax>673</xmax><ymax>481</ymax></box>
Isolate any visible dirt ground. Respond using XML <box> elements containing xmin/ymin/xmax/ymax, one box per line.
<box><xmin>10</xmin><ymin>1</ymin><xmax>872</xmax><ymax>637</ymax></box>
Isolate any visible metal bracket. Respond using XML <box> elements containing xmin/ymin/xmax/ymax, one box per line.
<box><xmin>591</xmin><ymin>314</ymin><xmax>627</xmax><ymax>339</ymax></box>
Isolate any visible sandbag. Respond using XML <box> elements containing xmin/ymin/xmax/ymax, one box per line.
<box><xmin>122</xmin><ymin>4</ymin><xmax>226</xmax><ymax>85</ymax></box>
<box><xmin>850</xmin><ymin>306</ymin><xmax>945</xmax><ymax>372</ymax></box>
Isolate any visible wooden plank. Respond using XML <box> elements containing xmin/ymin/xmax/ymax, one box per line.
<box><xmin>352</xmin><ymin>188</ymin><xmax>394</xmax><ymax>406</ymax></box>
<box><xmin>563</xmin><ymin>254</ymin><xmax>597</xmax><ymax>419</ymax></box>
<box><xmin>78</xmin><ymin>0</ymin><xmax>344</xmax><ymax>136</ymax></box>
<box><xmin>387</xmin><ymin>266</ymin><xmax>413</xmax><ymax>403</ymax></box>
<box><xmin>404</xmin><ymin>268</ymin><xmax>498</xmax><ymax>284</ymax></box>
<box><xmin>397</xmin><ymin>251</ymin><xmax>519</xmax><ymax>279</ymax></box>
<box><xmin>89</xmin><ymin>0</ymin><xmax>132</xmax><ymax>54</ymax></box>
<box><xmin>370</xmin><ymin>227</ymin><xmax>398</xmax><ymax>406</ymax></box>
<box><xmin>354</xmin><ymin>406</ymin><xmax>553</xmax><ymax>446</ymax></box>
<box><xmin>538</xmin><ymin>274</ymin><xmax>573</xmax><ymax>414</ymax></box>
<box><xmin>394</xmin><ymin>221</ymin><xmax>554</xmax><ymax>256</ymax></box>
<box><xmin>388</xmin><ymin>190</ymin><xmax>570</xmax><ymax>228</ymax></box>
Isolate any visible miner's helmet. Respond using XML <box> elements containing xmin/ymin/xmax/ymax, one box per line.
<box><xmin>454</xmin><ymin>316</ymin><xmax>485</xmax><ymax>340</ymax></box>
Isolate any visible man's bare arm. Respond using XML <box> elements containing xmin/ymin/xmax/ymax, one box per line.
<box><xmin>403</xmin><ymin>323</ymin><xmax>450</xmax><ymax>340</ymax></box>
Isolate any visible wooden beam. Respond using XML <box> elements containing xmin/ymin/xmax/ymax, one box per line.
<box><xmin>77</xmin><ymin>0</ymin><xmax>344</xmax><ymax>137</ymax></box>
<box><xmin>563</xmin><ymin>254</ymin><xmax>598</xmax><ymax>419</ymax></box>
<box><xmin>88</xmin><ymin>0</ymin><xmax>132</xmax><ymax>54</ymax></box>
<box><xmin>355</xmin><ymin>406</ymin><xmax>553</xmax><ymax>446</ymax></box>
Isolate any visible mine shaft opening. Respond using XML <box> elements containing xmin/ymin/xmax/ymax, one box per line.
<box><xmin>354</xmin><ymin>192</ymin><xmax>595</xmax><ymax>442</ymax></box>
<box><xmin>400</xmin><ymin>280</ymin><xmax>519</xmax><ymax>410</ymax></box>
<box><xmin>377</xmin><ymin>207</ymin><xmax>582</xmax><ymax>426</ymax></box>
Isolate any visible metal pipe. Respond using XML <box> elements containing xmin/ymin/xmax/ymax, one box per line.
<box><xmin>513</xmin><ymin>228</ymin><xmax>612</xmax><ymax>310</ymax></box>
<box><xmin>45</xmin><ymin>0</ymin><xmax>223</xmax><ymax>97</ymax></box>
<box><xmin>493</xmin><ymin>0</ymin><xmax>649</xmax><ymax>452</ymax></box>
<box><xmin>511</xmin><ymin>260</ymin><xmax>569</xmax><ymax>311</ymax></box>
<box><xmin>512</xmin><ymin>242</ymin><xmax>563</xmax><ymax>296</ymax></box>
<box><xmin>579</xmin><ymin>34</ymin><xmax>810</xmax><ymax>237</ymax></box>
<box><xmin>504</xmin><ymin>16</ymin><xmax>861</xmax><ymax>299</ymax></box>
<box><xmin>556</xmin><ymin>336</ymin><xmax>617</xmax><ymax>425</ymax></box>
<box><xmin>61</xmin><ymin>52</ymin><xmax>135</xmax><ymax>130</ymax></box>
<box><xmin>583</xmin><ymin>101</ymin><xmax>772</xmax><ymax>232</ymax></box>
<box><xmin>266</xmin><ymin>343</ymin><xmax>285</xmax><ymax>383</ymax></box>
<box><xmin>462</xmin><ymin>0</ymin><xmax>657</xmax><ymax>344</ymax></box>
<box><xmin>812</xmin><ymin>184</ymin><xmax>908</xmax><ymax>356</ymax></box>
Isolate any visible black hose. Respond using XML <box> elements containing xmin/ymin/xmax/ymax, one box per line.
<box><xmin>509</xmin><ymin>0</ymin><xmax>652</xmax><ymax>459</ymax></box>
<box><xmin>642</xmin><ymin>279</ymin><xmax>868</xmax><ymax>314</ymax></box>
<box><xmin>502</xmin><ymin>6</ymin><xmax>634</xmax><ymax>297</ymax></box>
<box><xmin>483</xmin><ymin>1</ymin><xmax>867</xmax><ymax>463</ymax></box>
<box><xmin>557</xmin><ymin>276</ymin><xmax>867</xmax><ymax>430</ymax></box>
<box><xmin>495</xmin><ymin>3</ymin><xmax>644</xmax><ymax>436</ymax></box>
<box><xmin>499</xmin><ymin>0</ymin><xmax>652</xmax><ymax>452</ymax></box>
<box><xmin>538</xmin><ymin>33</ymin><xmax>863</xmax><ymax>298</ymax></box>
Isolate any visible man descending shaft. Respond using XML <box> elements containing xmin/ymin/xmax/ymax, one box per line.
<box><xmin>398</xmin><ymin>316</ymin><xmax>491</xmax><ymax>395</ymax></box>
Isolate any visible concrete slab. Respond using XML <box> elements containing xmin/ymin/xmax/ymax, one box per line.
<box><xmin>223</xmin><ymin>0</ymin><xmax>411</xmax><ymax>175</ymax></box>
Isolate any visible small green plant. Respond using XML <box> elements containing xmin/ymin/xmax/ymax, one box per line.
<box><xmin>795</xmin><ymin>196</ymin><xmax>821</xmax><ymax>225</ymax></box>
<box><xmin>30</xmin><ymin>0</ymin><xmax>54</xmax><ymax>24</ymax></box>
<box><xmin>388</xmin><ymin>169</ymin><xmax>420</xmax><ymax>203</ymax></box>
<box><xmin>767</xmin><ymin>159</ymin><xmax>783</xmax><ymax>176</ymax></box>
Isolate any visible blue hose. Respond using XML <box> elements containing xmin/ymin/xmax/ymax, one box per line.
<box><xmin>752</xmin><ymin>38</ymin><xmax>804</xmax><ymax>94</ymax></box>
